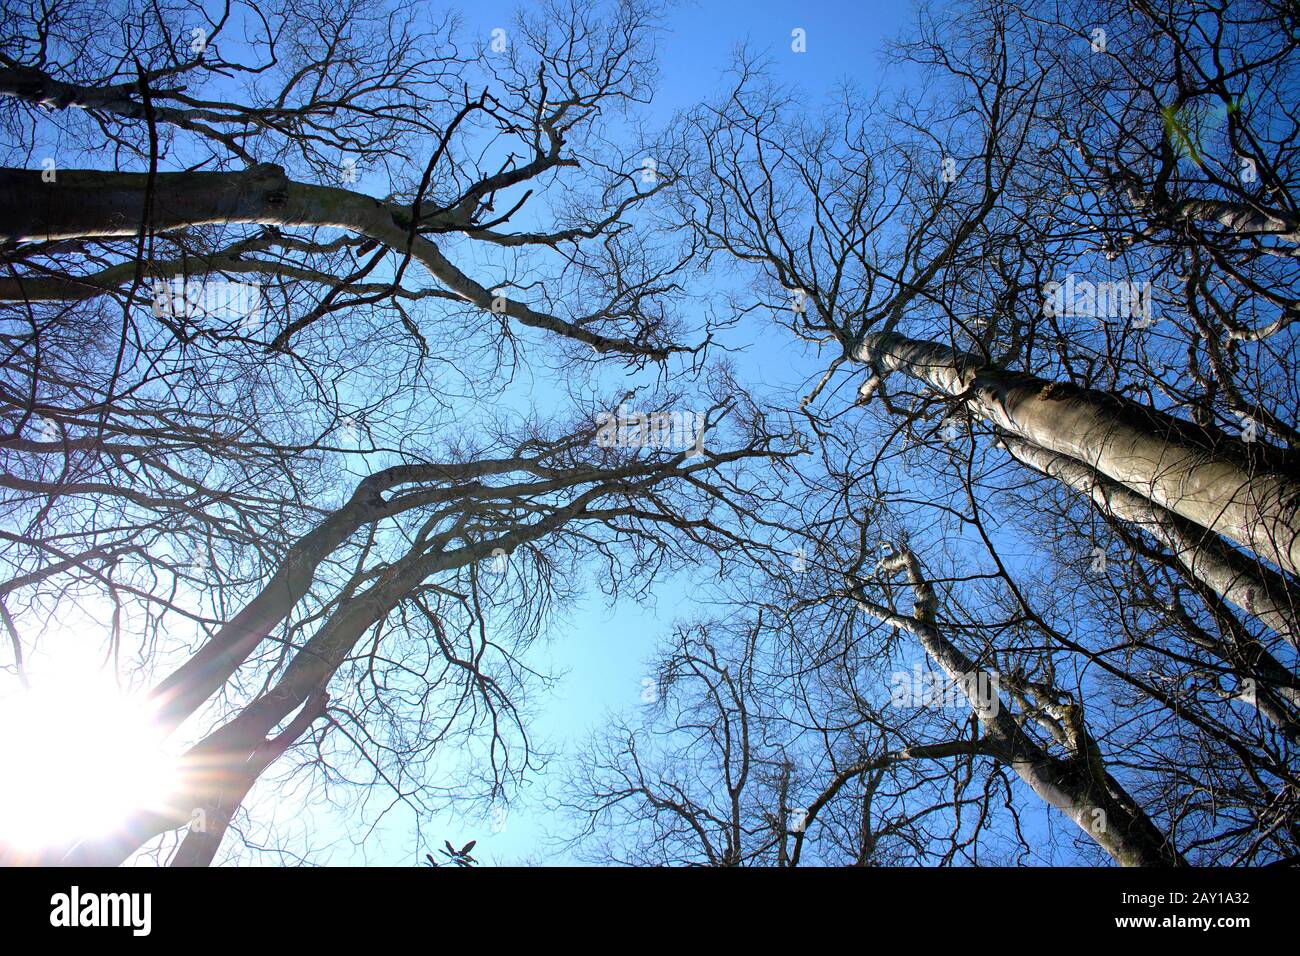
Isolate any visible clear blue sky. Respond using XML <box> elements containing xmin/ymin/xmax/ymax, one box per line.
<box><xmin>171</xmin><ymin>0</ymin><xmax>1079</xmax><ymax>867</ymax></box>
<box><xmin>80</xmin><ymin>0</ymin><xmax>1073</xmax><ymax>867</ymax></box>
<box><xmin>307</xmin><ymin>0</ymin><xmax>925</xmax><ymax>866</ymax></box>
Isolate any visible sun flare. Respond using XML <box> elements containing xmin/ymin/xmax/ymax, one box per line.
<box><xmin>0</xmin><ymin>672</ymin><xmax>176</xmax><ymax>855</ymax></box>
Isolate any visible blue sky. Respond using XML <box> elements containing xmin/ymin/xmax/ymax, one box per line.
<box><xmin>7</xmin><ymin>0</ymin><xmax>1278</xmax><ymax>868</ymax></box>
<box><xmin>252</xmin><ymin>0</ymin><xmax>925</xmax><ymax>866</ymax></box>
<box><xmin>306</xmin><ymin>0</ymin><xmax>941</xmax><ymax>867</ymax></box>
<box><xmin>2</xmin><ymin>0</ymin><xmax>1091</xmax><ymax>866</ymax></box>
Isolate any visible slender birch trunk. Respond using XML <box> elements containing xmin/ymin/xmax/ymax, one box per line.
<box><xmin>856</xmin><ymin>331</ymin><xmax>1300</xmax><ymax>578</ymax></box>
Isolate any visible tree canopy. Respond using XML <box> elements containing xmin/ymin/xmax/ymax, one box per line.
<box><xmin>1</xmin><ymin>0</ymin><xmax>1297</xmax><ymax>867</ymax></box>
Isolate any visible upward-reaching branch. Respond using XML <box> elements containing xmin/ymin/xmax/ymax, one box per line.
<box><xmin>858</xmin><ymin>543</ymin><xmax>1184</xmax><ymax>867</ymax></box>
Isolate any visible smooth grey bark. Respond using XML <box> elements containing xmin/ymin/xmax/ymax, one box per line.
<box><xmin>857</xmin><ymin>545</ymin><xmax>1185</xmax><ymax>867</ymax></box>
<box><xmin>1078</xmin><ymin>142</ymin><xmax>1300</xmax><ymax>256</ymax></box>
<box><xmin>1002</xmin><ymin>436</ymin><xmax>1300</xmax><ymax>647</ymax></box>
<box><xmin>0</xmin><ymin>166</ymin><xmax>671</xmax><ymax>358</ymax></box>
<box><xmin>0</xmin><ymin>165</ymin><xmax>290</xmax><ymax>241</ymax></box>
<box><xmin>1004</xmin><ymin>436</ymin><xmax>1300</xmax><ymax>740</ymax></box>
<box><xmin>857</xmin><ymin>331</ymin><xmax>1300</xmax><ymax>578</ymax></box>
<box><xmin>1175</xmin><ymin>198</ymin><xmax>1300</xmax><ymax>247</ymax></box>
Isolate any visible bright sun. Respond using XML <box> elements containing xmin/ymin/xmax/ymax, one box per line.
<box><xmin>0</xmin><ymin>671</ymin><xmax>176</xmax><ymax>855</ymax></box>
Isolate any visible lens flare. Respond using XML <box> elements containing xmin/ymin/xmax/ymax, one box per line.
<box><xmin>0</xmin><ymin>672</ymin><xmax>176</xmax><ymax>853</ymax></box>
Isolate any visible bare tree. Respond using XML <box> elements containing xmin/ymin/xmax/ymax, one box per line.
<box><xmin>625</xmin><ymin>0</ymin><xmax>1300</xmax><ymax>865</ymax></box>
<box><xmin>562</xmin><ymin>614</ymin><xmax>1020</xmax><ymax>866</ymax></box>
<box><xmin>0</xmin><ymin>0</ymin><xmax>799</xmax><ymax>865</ymax></box>
<box><xmin>4</xmin><ymin>0</ymin><xmax>1298</xmax><ymax>869</ymax></box>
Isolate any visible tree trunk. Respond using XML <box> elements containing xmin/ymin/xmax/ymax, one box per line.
<box><xmin>860</xmin><ymin>546</ymin><xmax>1185</xmax><ymax>866</ymax></box>
<box><xmin>1004</xmin><ymin>436</ymin><xmax>1300</xmax><ymax>739</ymax></box>
<box><xmin>0</xmin><ymin>167</ymin><xmax>667</xmax><ymax>357</ymax></box>
<box><xmin>857</xmin><ymin>331</ymin><xmax>1300</xmax><ymax>578</ymax></box>
<box><xmin>1002</xmin><ymin>436</ymin><xmax>1300</xmax><ymax>647</ymax></box>
<box><xmin>169</xmin><ymin>691</ymin><xmax>328</xmax><ymax>867</ymax></box>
